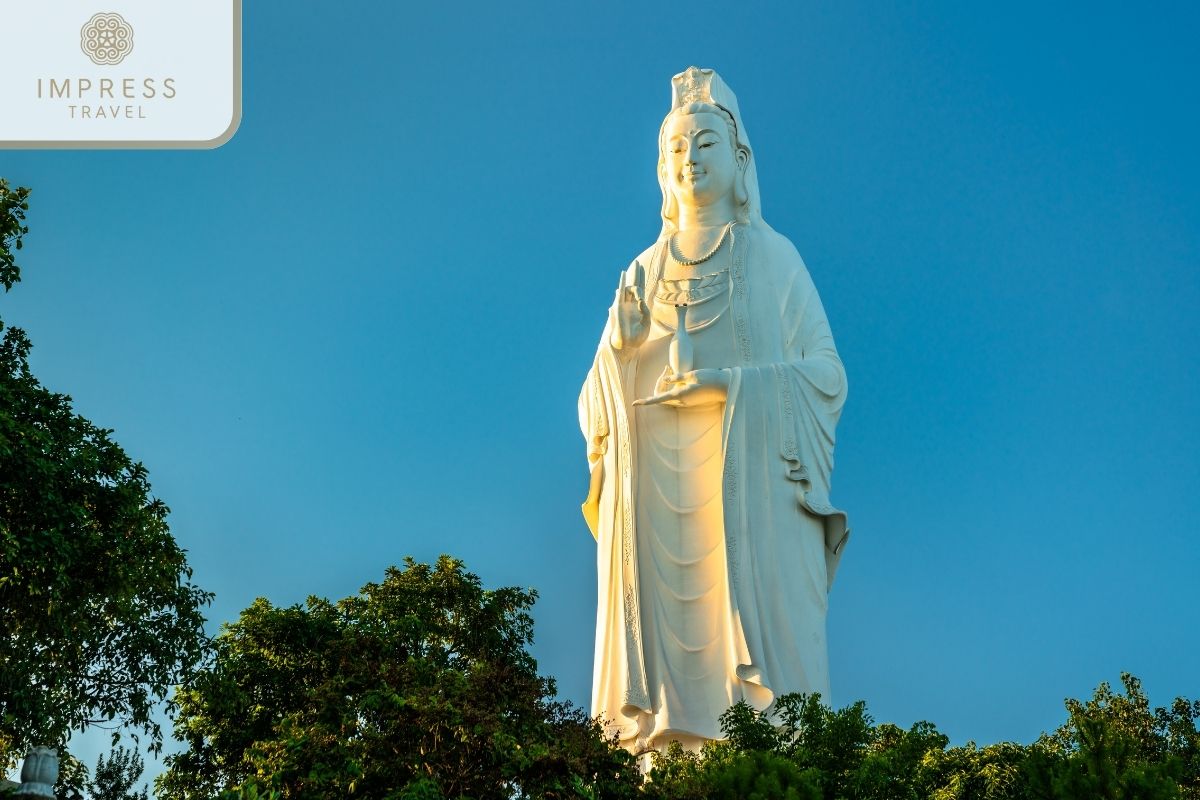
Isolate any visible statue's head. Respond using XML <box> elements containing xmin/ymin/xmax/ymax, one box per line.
<box><xmin>658</xmin><ymin>68</ymin><xmax>755</xmax><ymax>231</ymax></box>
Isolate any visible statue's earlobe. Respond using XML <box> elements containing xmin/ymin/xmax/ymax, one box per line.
<box><xmin>660</xmin><ymin>164</ymin><xmax>678</xmax><ymax>224</ymax></box>
<box><xmin>734</xmin><ymin>150</ymin><xmax>749</xmax><ymax>207</ymax></box>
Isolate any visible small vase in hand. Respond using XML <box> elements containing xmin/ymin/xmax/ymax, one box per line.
<box><xmin>668</xmin><ymin>304</ymin><xmax>693</xmax><ymax>376</ymax></box>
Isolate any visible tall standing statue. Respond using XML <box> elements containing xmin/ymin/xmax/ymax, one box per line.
<box><xmin>579</xmin><ymin>67</ymin><xmax>850</xmax><ymax>754</ymax></box>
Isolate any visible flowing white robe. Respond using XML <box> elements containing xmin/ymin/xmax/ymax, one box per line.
<box><xmin>579</xmin><ymin>221</ymin><xmax>849</xmax><ymax>752</ymax></box>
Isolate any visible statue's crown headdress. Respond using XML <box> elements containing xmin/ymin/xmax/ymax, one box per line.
<box><xmin>674</xmin><ymin>66</ymin><xmax>714</xmax><ymax>106</ymax></box>
<box><xmin>669</xmin><ymin>66</ymin><xmax>744</xmax><ymax>143</ymax></box>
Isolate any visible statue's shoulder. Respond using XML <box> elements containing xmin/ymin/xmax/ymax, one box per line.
<box><xmin>615</xmin><ymin>241</ymin><xmax>665</xmax><ymax>283</ymax></box>
<box><xmin>628</xmin><ymin>241</ymin><xmax>662</xmax><ymax>273</ymax></box>
<box><xmin>745</xmin><ymin>225</ymin><xmax>813</xmax><ymax>286</ymax></box>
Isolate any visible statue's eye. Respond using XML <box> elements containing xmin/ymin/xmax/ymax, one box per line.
<box><xmin>700</xmin><ymin>141</ymin><xmax>714</xmax><ymax>148</ymax></box>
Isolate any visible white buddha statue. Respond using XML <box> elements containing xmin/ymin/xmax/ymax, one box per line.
<box><xmin>579</xmin><ymin>67</ymin><xmax>850</xmax><ymax>754</ymax></box>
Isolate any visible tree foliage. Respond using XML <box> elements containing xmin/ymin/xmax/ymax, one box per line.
<box><xmin>7</xmin><ymin>178</ymin><xmax>1195</xmax><ymax>800</ymax></box>
<box><xmin>647</xmin><ymin>677</ymin><xmax>1199</xmax><ymax>800</ymax></box>
<box><xmin>1025</xmin><ymin>673</ymin><xmax>1199</xmax><ymax>800</ymax></box>
<box><xmin>87</xmin><ymin>745</ymin><xmax>150</xmax><ymax>800</ymax></box>
<box><xmin>154</xmin><ymin>548</ymin><xmax>1198</xmax><ymax>800</ymax></box>
<box><xmin>645</xmin><ymin>742</ymin><xmax>820</xmax><ymax>800</ymax></box>
<box><xmin>922</xmin><ymin>741</ymin><xmax>1031</xmax><ymax>800</ymax></box>
<box><xmin>0</xmin><ymin>179</ymin><xmax>212</xmax><ymax>777</ymax></box>
<box><xmin>157</xmin><ymin>557</ymin><xmax>641</xmax><ymax>800</ymax></box>
<box><xmin>0</xmin><ymin>179</ymin><xmax>29</xmax><ymax>292</ymax></box>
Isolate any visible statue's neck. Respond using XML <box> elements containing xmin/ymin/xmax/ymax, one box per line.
<box><xmin>676</xmin><ymin>197</ymin><xmax>737</xmax><ymax>231</ymax></box>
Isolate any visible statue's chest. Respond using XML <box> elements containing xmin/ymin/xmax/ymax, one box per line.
<box><xmin>650</xmin><ymin>266</ymin><xmax>731</xmax><ymax>334</ymax></box>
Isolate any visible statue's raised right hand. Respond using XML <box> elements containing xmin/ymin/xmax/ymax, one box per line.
<box><xmin>610</xmin><ymin>261</ymin><xmax>650</xmax><ymax>352</ymax></box>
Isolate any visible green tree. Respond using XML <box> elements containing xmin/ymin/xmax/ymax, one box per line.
<box><xmin>1025</xmin><ymin>673</ymin><xmax>1195</xmax><ymax>800</ymax></box>
<box><xmin>0</xmin><ymin>179</ymin><xmax>212</xmax><ymax>784</ymax></box>
<box><xmin>855</xmin><ymin>721</ymin><xmax>951</xmax><ymax>800</ymax></box>
<box><xmin>1156</xmin><ymin>696</ymin><xmax>1200</xmax><ymax>800</ymax></box>
<box><xmin>157</xmin><ymin>557</ymin><xmax>641</xmax><ymax>800</ymax></box>
<box><xmin>701</xmin><ymin>751</ymin><xmax>820</xmax><ymax>800</ymax></box>
<box><xmin>771</xmin><ymin>693</ymin><xmax>876</xmax><ymax>798</ymax></box>
<box><xmin>722</xmin><ymin>693</ymin><xmax>878</xmax><ymax>800</ymax></box>
<box><xmin>921</xmin><ymin>741</ymin><xmax>1031</xmax><ymax>800</ymax></box>
<box><xmin>651</xmin><ymin>694</ymin><xmax>949</xmax><ymax>800</ymax></box>
<box><xmin>648</xmin><ymin>742</ymin><xmax>820</xmax><ymax>800</ymax></box>
<box><xmin>87</xmin><ymin>745</ymin><xmax>150</xmax><ymax>800</ymax></box>
<box><xmin>0</xmin><ymin>179</ymin><xmax>29</xmax><ymax>292</ymax></box>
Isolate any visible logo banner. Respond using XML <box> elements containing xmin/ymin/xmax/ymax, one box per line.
<box><xmin>1</xmin><ymin>1</ymin><xmax>241</xmax><ymax>149</ymax></box>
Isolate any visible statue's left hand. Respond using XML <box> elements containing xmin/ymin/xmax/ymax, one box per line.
<box><xmin>634</xmin><ymin>368</ymin><xmax>731</xmax><ymax>408</ymax></box>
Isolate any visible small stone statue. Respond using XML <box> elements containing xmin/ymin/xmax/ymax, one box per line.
<box><xmin>579</xmin><ymin>67</ymin><xmax>850</xmax><ymax>754</ymax></box>
<box><xmin>16</xmin><ymin>746</ymin><xmax>58</xmax><ymax>797</ymax></box>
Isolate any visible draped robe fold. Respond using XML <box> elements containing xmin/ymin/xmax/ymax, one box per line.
<box><xmin>579</xmin><ymin>222</ymin><xmax>849</xmax><ymax>750</ymax></box>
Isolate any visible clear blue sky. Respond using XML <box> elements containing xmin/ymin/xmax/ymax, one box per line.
<box><xmin>4</xmin><ymin>0</ymin><xmax>1198</xmax><ymax>775</ymax></box>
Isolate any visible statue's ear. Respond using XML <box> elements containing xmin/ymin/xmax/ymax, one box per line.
<box><xmin>660</xmin><ymin>163</ymin><xmax>678</xmax><ymax>224</ymax></box>
<box><xmin>735</xmin><ymin>149</ymin><xmax>750</xmax><ymax>207</ymax></box>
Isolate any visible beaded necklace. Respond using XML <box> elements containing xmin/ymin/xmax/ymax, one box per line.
<box><xmin>667</xmin><ymin>221</ymin><xmax>732</xmax><ymax>267</ymax></box>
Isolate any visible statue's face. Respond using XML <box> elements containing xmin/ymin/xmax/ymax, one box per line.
<box><xmin>662</xmin><ymin>110</ymin><xmax>741</xmax><ymax>211</ymax></box>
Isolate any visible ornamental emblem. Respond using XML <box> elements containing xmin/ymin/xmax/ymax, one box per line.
<box><xmin>80</xmin><ymin>12</ymin><xmax>134</xmax><ymax>66</ymax></box>
<box><xmin>678</xmin><ymin>66</ymin><xmax>712</xmax><ymax>105</ymax></box>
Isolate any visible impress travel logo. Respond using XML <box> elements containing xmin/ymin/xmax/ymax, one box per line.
<box><xmin>80</xmin><ymin>13</ymin><xmax>135</xmax><ymax>66</ymax></box>
<box><xmin>1</xmin><ymin>1</ymin><xmax>241</xmax><ymax>149</ymax></box>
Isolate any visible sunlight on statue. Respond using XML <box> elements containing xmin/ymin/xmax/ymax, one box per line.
<box><xmin>579</xmin><ymin>67</ymin><xmax>850</xmax><ymax>756</ymax></box>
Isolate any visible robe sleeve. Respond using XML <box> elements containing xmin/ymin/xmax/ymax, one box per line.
<box><xmin>580</xmin><ymin>357</ymin><xmax>609</xmax><ymax>466</ymax></box>
<box><xmin>579</xmin><ymin>253</ymin><xmax>653</xmax><ymax>468</ymax></box>
<box><xmin>777</xmin><ymin>254</ymin><xmax>846</xmax><ymax>499</ymax></box>
<box><xmin>579</xmin><ymin>348</ymin><xmax>612</xmax><ymax>540</ymax></box>
<box><xmin>727</xmin><ymin>242</ymin><xmax>850</xmax><ymax>582</ymax></box>
<box><xmin>578</xmin><ymin>258</ymin><xmax>640</xmax><ymax>541</ymax></box>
